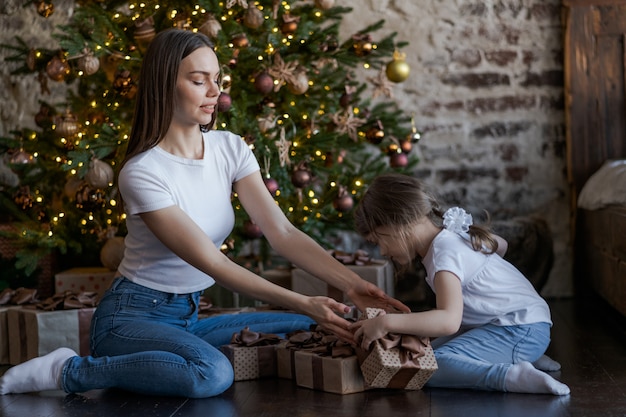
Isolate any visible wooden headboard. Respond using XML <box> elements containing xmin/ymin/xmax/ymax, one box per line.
<box><xmin>564</xmin><ymin>0</ymin><xmax>626</xmax><ymax>202</ymax></box>
<box><xmin>564</xmin><ymin>0</ymin><xmax>626</xmax><ymax>301</ymax></box>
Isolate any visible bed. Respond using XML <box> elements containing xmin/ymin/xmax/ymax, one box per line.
<box><xmin>576</xmin><ymin>161</ymin><xmax>626</xmax><ymax>315</ymax></box>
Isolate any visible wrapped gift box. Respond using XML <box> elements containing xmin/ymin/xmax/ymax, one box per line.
<box><xmin>294</xmin><ymin>350</ymin><xmax>366</xmax><ymax>394</ymax></box>
<box><xmin>292</xmin><ymin>258</ymin><xmax>394</xmax><ymax>301</ymax></box>
<box><xmin>7</xmin><ymin>307</ymin><xmax>95</xmax><ymax>365</ymax></box>
<box><xmin>0</xmin><ymin>306</ymin><xmax>22</xmax><ymax>364</ymax></box>
<box><xmin>54</xmin><ymin>267</ymin><xmax>116</xmax><ymax>298</ymax></box>
<box><xmin>276</xmin><ymin>344</ymin><xmax>298</xmax><ymax>379</ymax></box>
<box><xmin>220</xmin><ymin>327</ymin><xmax>284</xmax><ymax>381</ymax></box>
<box><xmin>357</xmin><ymin>308</ymin><xmax>438</xmax><ymax>390</ymax></box>
<box><xmin>221</xmin><ymin>344</ymin><xmax>279</xmax><ymax>381</ymax></box>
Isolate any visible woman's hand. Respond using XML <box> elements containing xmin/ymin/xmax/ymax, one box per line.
<box><xmin>349</xmin><ymin>315</ymin><xmax>389</xmax><ymax>350</ymax></box>
<box><xmin>345</xmin><ymin>279</ymin><xmax>410</xmax><ymax>314</ymax></box>
<box><xmin>301</xmin><ymin>296</ymin><xmax>356</xmax><ymax>342</ymax></box>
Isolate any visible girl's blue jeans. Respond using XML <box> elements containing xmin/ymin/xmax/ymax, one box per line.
<box><xmin>426</xmin><ymin>321</ymin><xmax>552</xmax><ymax>391</ymax></box>
<box><xmin>61</xmin><ymin>277</ymin><xmax>315</xmax><ymax>398</ymax></box>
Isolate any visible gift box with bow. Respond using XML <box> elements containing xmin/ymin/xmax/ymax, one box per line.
<box><xmin>276</xmin><ymin>326</ymin><xmax>354</xmax><ymax>380</ymax></box>
<box><xmin>277</xmin><ymin>326</ymin><xmax>366</xmax><ymax>394</ymax></box>
<box><xmin>292</xmin><ymin>250</ymin><xmax>394</xmax><ymax>302</ymax></box>
<box><xmin>220</xmin><ymin>327</ymin><xmax>284</xmax><ymax>381</ymax></box>
<box><xmin>356</xmin><ymin>308</ymin><xmax>438</xmax><ymax>390</ymax></box>
<box><xmin>54</xmin><ymin>267</ymin><xmax>116</xmax><ymax>299</ymax></box>
<box><xmin>7</xmin><ymin>290</ymin><xmax>98</xmax><ymax>365</ymax></box>
<box><xmin>0</xmin><ymin>287</ymin><xmax>40</xmax><ymax>364</ymax></box>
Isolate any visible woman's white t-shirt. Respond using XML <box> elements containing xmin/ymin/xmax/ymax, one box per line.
<box><xmin>117</xmin><ymin>130</ymin><xmax>259</xmax><ymax>294</ymax></box>
<box><xmin>422</xmin><ymin>229</ymin><xmax>552</xmax><ymax>328</ymax></box>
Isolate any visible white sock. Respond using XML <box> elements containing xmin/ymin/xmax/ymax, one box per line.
<box><xmin>0</xmin><ymin>347</ymin><xmax>77</xmax><ymax>395</ymax></box>
<box><xmin>505</xmin><ymin>361</ymin><xmax>570</xmax><ymax>395</ymax></box>
<box><xmin>532</xmin><ymin>354</ymin><xmax>561</xmax><ymax>372</ymax></box>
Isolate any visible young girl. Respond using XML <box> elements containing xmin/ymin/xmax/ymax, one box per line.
<box><xmin>349</xmin><ymin>173</ymin><xmax>570</xmax><ymax>395</ymax></box>
<box><xmin>0</xmin><ymin>29</ymin><xmax>407</xmax><ymax>398</ymax></box>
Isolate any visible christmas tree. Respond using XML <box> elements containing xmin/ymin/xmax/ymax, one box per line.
<box><xmin>0</xmin><ymin>0</ymin><xmax>418</xmax><ymax>278</ymax></box>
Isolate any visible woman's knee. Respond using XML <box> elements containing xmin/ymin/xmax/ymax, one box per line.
<box><xmin>185</xmin><ymin>355</ymin><xmax>234</xmax><ymax>398</ymax></box>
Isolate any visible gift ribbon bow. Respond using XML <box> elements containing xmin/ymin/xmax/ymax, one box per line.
<box><xmin>329</xmin><ymin>249</ymin><xmax>375</xmax><ymax>266</ymax></box>
<box><xmin>0</xmin><ymin>287</ymin><xmax>38</xmax><ymax>306</ymax></box>
<box><xmin>286</xmin><ymin>325</ymin><xmax>355</xmax><ymax>358</ymax></box>
<box><xmin>364</xmin><ymin>308</ymin><xmax>430</xmax><ymax>362</ymax></box>
<box><xmin>230</xmin><ymin>326</ymin><xmax>283</xmax><ymax>347</ymax></box>
<box><xmin>35</xmin><ymin>290</ymin><xmax>99</xmax><ymax>311</ymax></box>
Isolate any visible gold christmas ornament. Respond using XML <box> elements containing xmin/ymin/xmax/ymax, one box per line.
<box><xmin>100</xmin><ymin>236</ymin><xmax>125</xmax><ymax>271</ymax></box>
<box><xmin>243</xmin><ymin>6</ymin><xmax>264</xmax><ymax>29</ymax></box>
<box><xmin>86</xmin><ymin>158</ymin><xmax>114</xmax><ymax>189</ymax></box>
<box><xmin>352</xmin><ymin>34</ymin><xmax>373</xmax><ymax>57</ymax></box>
<box><xmin>386</xmin><ymin>50</ymin><xmax>411</xmax><ymax>83</ymax></box>
<box><xmin>231</xmin><ymin>34</ymin><xmax>249</xmax><ymax>48</ymax></box>
<box><xmin>280</xmin><ymin>14</ymin><xmax>300</xmax><ymax>35</ymax></box>
<box><xmin>46</xmin><ymin>54</ymin><xmax>71</xmax><ymax>82</ymax></box>
<box><xmin>134</xmin><ymin>16</ymin><xmax>156</xmax><ymax>53</ymax></box>
<box><xmin>54</xmin><ymin>109</ymin><xmax>80</xmax><ymax>137</ymax></box>
<box><xmin>287</xmin><ymin>71</ymin><xmax>309</xmax><ymax>95</ymax></box>
<box><xmin>77</xmin><ymin>50</ymin><xmax>100</xmax><ymax>75</ymax></box>
<box><xmin>36</xmin><ymin>0</ymin><xmax>54</xmax><ymax>17</ymax></box>
<box><xmin>198</xmin><ymin>14</ymin><xmax>222</xmax><ymax>39</ymax></box>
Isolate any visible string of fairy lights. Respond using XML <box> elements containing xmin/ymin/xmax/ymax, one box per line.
<box><xmin>9</xmin><ymin>0</ymin><xmax>416</xmax><ymax>258</ymax></box>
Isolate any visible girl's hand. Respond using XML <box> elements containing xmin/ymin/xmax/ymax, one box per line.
<box><xmin>349</xmin><ymin>315</ymin><xmax>389</xmax><ymax>350</ymax></box>
<box><xmin>345</xmin><ymin>279</ymin><xmax>410</xmax><ymax>314</ymax></box>
<box><xmin>302</xmin><ymin>296</ymin><xmax>355</xmax><ymax>342</ymax></box>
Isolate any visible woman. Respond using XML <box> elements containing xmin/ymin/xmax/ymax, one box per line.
<box><xmin>0</xmin><ymin>29</ymin><xmax>406</xmax><ymax>398</ymax></box>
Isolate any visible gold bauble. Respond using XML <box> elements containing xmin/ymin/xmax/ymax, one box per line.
<box><xmin>100</xmin><ymin>236</ymin><xmax>125</xmax><ymax>271</ymax></box>
<box><xmin>86</xmin><ymin>158</ymin><xmax>114</xmax><ymax>189</ymax></box>
<box><xmin>77</xmin><ymin>52</ymin><xmax>100</xmax><ymax>75</ymax></box>
<box><xmin>287</xmin><ymin>72</ymin><xmax>309</xmax><ymax>95</ymax></box>
<box><xmin>55</xmin><ymin>110</ymin><xmax>80</xmax><ymax>137</ymax></box>
<box><xmin>386</xmin><ymin>51</ymin><xmax>410</xmax><ymax>83</ymax></box>
<box><xmin>243</xmin><ymin>6</ymin><xmax>264</xmax><ymax>29</ymax></box>
<box><xmin>46</xmin><ymin>54</ymin><xmax>70</xmax><ymax>82</ymax></box>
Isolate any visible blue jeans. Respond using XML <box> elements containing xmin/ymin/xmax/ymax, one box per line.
<box><xmin>426</xmin><ymin>322</ymin><xmax>551</xmax><ymax>391</ymax></box>
<box><xmin>61</xmin><ymin>278</ymin><xmax>315</xmax><ymax>398</ymax></box>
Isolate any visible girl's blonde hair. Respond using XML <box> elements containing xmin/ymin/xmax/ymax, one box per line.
<box><xmin>354</xmin><ymin>173</ymin><xmax>499</xmax><ymax>265</ymax></box>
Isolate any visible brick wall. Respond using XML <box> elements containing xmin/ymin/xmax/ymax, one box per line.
<box><xmin>0</xmin><ymin>0</ymin><xmax>572</xmax><ymax>296</ymax></box>
<box><xmin>342</xmin><ymin>0</ymin><xmax>570</xmax><ymax>297</ymax></box>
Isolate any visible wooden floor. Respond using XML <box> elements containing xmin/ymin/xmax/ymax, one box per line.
<box><xmin>1</xmin><ymin>294</ymin><xmax>626</xmax><ymax>417</ymax></box>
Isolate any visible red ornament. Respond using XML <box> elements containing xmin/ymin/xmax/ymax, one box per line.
<box><xmin>389</xmin><ymin>151</ymin><xmax>408</xmax><ymax>168</ymax></box>
<box><xmin>218</xmin><ymin>92</ymin><xmax>232</xmax><ymax>112</ymax></box>
<box><xmin>264</xmin><ymin>177</ymin><xmax>279</xmax><ymax>196</ymax></box>
<box><xmin>242</xmin><ymin>220</ymin><xmax>263</xmax><ymax>239</ymax></box>
<box><xmin>254</xmin><ymin>72</ymin><xmax>274</xmax><ymax>95</ymax></box>
<box><xmin>291</xmin><ymin>163</ymin><xmax>312</xmax><ymax>188</ymax></box>
<box><xmin>333</xmin><ymin>187</ymin><xmax>354</xmax><ymax>212</ymax></box>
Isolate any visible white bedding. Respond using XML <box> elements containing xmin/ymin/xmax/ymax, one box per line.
<box><xmin>578</xmin><ymin>159</ymin><xmax>626</xmax><ymax>210</ymax></box>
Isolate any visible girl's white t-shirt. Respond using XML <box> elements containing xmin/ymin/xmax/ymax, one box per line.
<box><xmin>422</xmin><ymin>229</ymin><xmax>552</xmax><ymax>328</ymax></box>
<box><xmin>117</xmin><ymin>130</ymin><xmax>259</xmax><ymax>294</ymax></box>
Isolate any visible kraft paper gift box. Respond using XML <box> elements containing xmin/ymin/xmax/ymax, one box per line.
<box><xmin>220</xmin><ymin>327</ymin><xmax>283</xmax><ymax>381</ymax></box>
<box><xmin>292</xmin><ymin>252</ymin><xmax>394</xmax><ymax>301</ymax></box>
<box><xmin>0</xmin><ymin>306</ymin><xmax>22</xmax><ymax>364</ymax></box>
<box><xmin>357</xmin><ymin>308</ymin><xmax>438</xmax><ymax>390</ymax></box>
<box><xmin>55</xmin><ymin>267</ymin><xmax>116</xmax><ymax>298</ymax></box>
<box><xmin>294</xmin><ymin>350</ymin><xmax>366</xmax><ymax>394</ymax></box>
<box><xmin>7</xmin><ymin>307</ymin><xmax>95</xmax><ymax>365</ymax></box>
